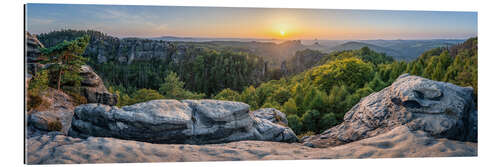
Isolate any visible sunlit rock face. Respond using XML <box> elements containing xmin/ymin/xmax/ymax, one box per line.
<box><xmin>68</xmin><ymin>100</ymin><xmax>298</xmax><ymax>144</ymax></box>
<box><xmin>303</xmin><ymin>74</ymin><xmax>477</xmax><ymax>148</ymax></box>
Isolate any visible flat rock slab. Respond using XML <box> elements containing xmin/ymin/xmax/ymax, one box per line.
<box><xmin>69</xmin><ymin>100</ymin><xmax>298</xmax><ymax>144</ymax></box>
<box><xmin>26</xmin><ymin>126</ymin><xmax>476</xmax><ymax>164</ymax></box>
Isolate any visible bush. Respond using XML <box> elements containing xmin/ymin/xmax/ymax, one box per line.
<box><xmin>66</xmin><ymin>90</ymin><xmax>87</xmax><ymax>105</ymax></box>
<box><xmin>130</xmin><ymin>88</ymin><xmax>165</xmax><ymax>104</ymax></box>
<box><xmin>47</xmin><ymin>120</ymin><xmax>63</xmax><ymax>132</ymax></box>
<box><xmin>283</xmin><ymin>98</ymin><xmax>298</xmax><ymax>115</ymax></box>
<box><xmin>27</xmin><ymin>93</ymin><xmax>46</xmax><ymax>112</ymax></box>
<box><xmin>301</xmin><ymin>109</ymin><xmax>321</xmax><ymax>132</ymax></box>
<box><xmin>261</xmin><ymin>101</ymin><xmax>281</xmax><ymax>110</ymax></box>
<box><xmin>297</xmin><ymin>131</ymin><xmax>315</xmax><ymax>140</ymax></box>
<box><xmin>214</xmin><ymin>88</ymin><xmax>240</xmax><ymax>101</ymax></box>
<box><xmin>319</xmin><ymin>113</ymin><xmax>340</xmax><ymax>131</ymax></box>
<box><xmin>272</xmin><ymin>87</ymin><xmax>291</xmax><ymax>105</ymax></box>
<box><xmin>27</xmin><ymin>70</ymin><xmax>50</xmax><ymax>112</ymax></box>
<box><xmin>159</xmin><ymin>71</ymin><xmax>205</xmax><ymax>100</ymax></box>
<box><xmin>287</xmin><ymin>114</ymin><xmax>302</xmax><ymax>134</ymax></box>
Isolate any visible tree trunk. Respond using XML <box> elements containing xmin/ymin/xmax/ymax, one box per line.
<box><xmin>57</xmin><ymin>68</ymin><xmax>62</xmax><ymax>90</ymax></box>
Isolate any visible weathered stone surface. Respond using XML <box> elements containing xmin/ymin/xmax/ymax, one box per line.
<box><xmin>69</xmin><ymin>100</ymin><xmax>298</xmax><ymax>144</ymax></box>
<box><xmin>26</xmin><ymin>32</ymin><xmax>45</xmax><ymax>75</ymax></box>
<box><xmin>27</xmin><ymin>88</ymin><xmax>75</xmax><ymax>135</ymax></box>
<box><xmin>251</xmin><ymin>108</ymin><xmax>297</xmax><ymax>142</ymax></box>
<box><xmin>78</xmin><ymin>65</ymin><xmax>118</xmax><ymax>106</ymax></box>
<box><xmin>26</xmin><ymin>125</ymin><xmax>476</xmax><ymax>164</ymax></box>
<box><xmin>69</xmin><ymin>100</ymin><xmax>192</xmax><ymax>143</ymax></box>
<box><xmin>252</xmin><ymin>108</ymin><xmax>288</xmax><ymax>125</ymax></box>
<box><xmin>303</xmin><ymin>74</ymin><xmax>477</xmax><ymax>148</ymax></box>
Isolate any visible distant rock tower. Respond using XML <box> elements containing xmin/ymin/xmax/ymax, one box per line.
<box><xmin>26</xmin><ymin>32</ymin><xmax>45</xmax><ymax>75</ymax></box>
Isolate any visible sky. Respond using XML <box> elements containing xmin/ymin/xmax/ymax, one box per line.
<box><xmin>26</xmin><ymin>4</ymin><xmax>478</xmax><ymax>40</ymax></box>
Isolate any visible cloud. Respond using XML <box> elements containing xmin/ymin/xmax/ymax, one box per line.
<box><xmin>28</xmin><ymin>18</ymin><xmax>55</xmax><ymax>25</ymax></box>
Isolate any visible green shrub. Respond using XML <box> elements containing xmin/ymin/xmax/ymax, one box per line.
<box><xmin>301</xmin><ymin>109</ymin><xmax>321</xmax><ymax>132</ymax></box>
<box><xmin>27</xmin><ymin>70</ymin><xmax>50</xmax><ymax>111</ymax></box>
<box><xmin>47</xmin><ymin>120</ymin><xmax>63</xmax><ymax>132</ymax></box>
<box><xmin>214</xmin><ymin>88</ymin><xmax>240</xmax><ymax>101</ymax></box>
<box><xmin>287</xmin><ymin>114</ymin><xmax>302</xmax><ymax>134</ymax></box>
<box><xmin>297</xmin><ymin>131</ymin><xmax>315</xmax><ymax>140</ymax></box>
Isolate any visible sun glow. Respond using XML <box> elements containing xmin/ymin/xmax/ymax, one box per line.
<box><xmin>280</xmin><ymin>30</ymin><xmax>286</xmax><ymax>36</ymax></box>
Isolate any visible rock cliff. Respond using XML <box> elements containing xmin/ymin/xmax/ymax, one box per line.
<box><xmin>77</xmin><ymin>65</ymin><xmax>117</xmax><ymax>105</ymax></box>
<box><xmin>26</xmin><ymin>32</ymin><xmax>44</xmax><ymax>75</ymax></box>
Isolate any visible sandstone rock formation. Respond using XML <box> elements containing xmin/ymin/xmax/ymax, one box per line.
<box><xmin>26</xmin><ymin>125</ymin><xmax>476</xmax><ymax>164</ymax></box>
<box><xmin>68</xmin><ymin>100</ymin><xmax>298</xmax><ymax>144</ymax></box>
<box><xmin>26</xmin><ymin>32</ymin><xmax>117</xmax><ymax>106</ymax></box>
<box><xmin>303</xmin><ymin>74</ymin><xmax>477</xmax><ymax>148</ymax></box>
<box><xmin>27</xmin><ymin>65</ymin><xmax>117</xmax><ymax>135</ymax></box>
<box><xmin>27</xmin><ymin>88</ymin><xmax>75</xmax><ymax>135</ymax></box>
<box><xmin>78</xmin><ymin>65</ymin><xmax>117</xmax><ymax>105</ymax></box>
<box><xmin>251</xmin><ymin>108</ymin><xmax>297</xmax><ymax>142</ymax></box>
<box><xmin>26</xmin><ymin>32</ymin><xmax>45</xmax><ymax>75</ymax></box>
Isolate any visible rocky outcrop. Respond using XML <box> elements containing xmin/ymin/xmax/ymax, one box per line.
<box><xmin>27</xmin><ymin>88</ymin><xmax>75</xmax><ymax>135</ymax></box>
<box><xmin>68</xmin><ymin>100</ymin><xmax>298</xmax><ymax>144</ymax></box>
<box><xmin>78</xmin><ymin>65</ymin><xmax>117</xmax><ymax>105</ymax></box>
<box><xmin>251</xmin><ymin>108</ymin><xmax>297</xmax><ymax>142</ymax></box>
<box><xmin>27</xmin><ymin>65</ymin><xmax>117</xmax><ymax>135</ymax></box>
<box><xmin>26</xmin><ymin>32</ymin><xmax>45</xmax><ymax>75</ymax></box>
<box><xmin>26</xmin><ymin>125</ymin><xmax>476</xmax><ymax>164</ymax></box>
<box><xmin>303</xmin><ymin>74</ymin><xmax>477</xmax><ymax>148</ymax></box>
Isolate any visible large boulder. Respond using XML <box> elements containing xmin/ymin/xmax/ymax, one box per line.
<box><xmin>303</xmin><ymin>74</ymin><xmax>477</xmax><ymax>148</ymax></box>
<box><xmin>251</xmin><ymin>108</ymin><xmax>297</xmax><ymax>142</ymax></box>
<box><xmin>68</xmin><ymin>100</ymin><xmax>298</xmax><ymax>144</ymax></box>
<box><xmin>78</xmin><ymin>65</ymin><xmax>118</xmax><ymax>106</ymax></box>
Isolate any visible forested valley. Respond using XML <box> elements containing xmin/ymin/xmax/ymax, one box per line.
<box><xmin>33</xmin><ymin>30</ymin><xmax>477</xmax><ymax>136</ymax></box>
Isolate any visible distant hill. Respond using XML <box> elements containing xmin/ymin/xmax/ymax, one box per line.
<box><xmin>360</xmin><ymin>39</ymin><xmax>465</xmax><ymax>60</ymax></box>
<box><xmin>329</xmin><ymin>41</ymin><xmax>404</xmax><ymax>60</ymax></box>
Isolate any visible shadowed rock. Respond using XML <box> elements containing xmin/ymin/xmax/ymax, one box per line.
<box><xmin>78</xmin><ymin>65</ymin><xmax>118</xmax><ymax>106</ymax></box>
<box><xmin>303</xmin><ymin>74</ymin><xmax>477</xmax><ymax>148</ymax></box>
<box><xmin>68</xmin><ymin>100</ymin><xmax>298</xmax><ymax>144</ymax></box>
<box><xmin>26</xmin><ymin>32</ymin><xmax>45</xmax><ymax>75</ymax></box>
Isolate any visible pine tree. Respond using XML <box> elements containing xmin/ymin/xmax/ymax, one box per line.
<box><xmin>39</xmin><ymin>35</ymin><xmax>90</xmax><ymax>90</ymax></box>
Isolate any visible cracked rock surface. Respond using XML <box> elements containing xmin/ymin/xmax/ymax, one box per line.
<box><xmin>303</xmin><ymin>74</ymin><xmax>477</xmax><ymax>148</ymax></box>
<box><xmin>68</xmin><ymin>100</ymin><xmax>298</xmax><ymax>144</ymax></box>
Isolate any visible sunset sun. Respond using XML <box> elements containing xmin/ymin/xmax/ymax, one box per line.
<box><xmin>280</xmin><ymin>30</ymin><xmax>285</xmax><ymax>36</ymax></box>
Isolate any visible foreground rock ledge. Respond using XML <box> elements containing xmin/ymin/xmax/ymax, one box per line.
<box><xmin>303</xmin><ymin>74</ymin><xmax>477</xmax><ymax>148</ymax></box>
<box><xmin>68</xmin><ymin>100</ymin><xmax>298</xmax><ymax>144</ymax></box>
<box><xmin>27</xmin><ymin>126</ymin><xmax>476</xmax><ymax>164</ymax></box>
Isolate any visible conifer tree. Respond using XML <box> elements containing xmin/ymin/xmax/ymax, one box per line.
<box><xmin>39</xmin><ymin>35</ymin><xmax>90</xmax><ymax>90</ymax></box>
